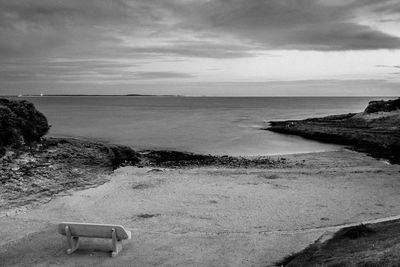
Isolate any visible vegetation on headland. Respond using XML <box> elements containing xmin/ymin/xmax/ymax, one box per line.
<box><xmin>0</xmin><ymin>98</ymin><xmax>50</xmax><ymax>155</ymax></box>
<box><xmin>267</xmin><ymin>97</ymin><xmax>400</xmax><ymax>163</ymax></box>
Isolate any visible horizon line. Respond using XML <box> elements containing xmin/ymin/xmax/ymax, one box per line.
<box><xmin>0</xmin><ymin>94</ymin><xmax>398</xmax><ymax>98</ymax></box>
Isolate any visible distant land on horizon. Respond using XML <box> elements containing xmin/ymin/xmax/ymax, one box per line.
<box><xmin>0</xmin><ymin>94</ymin><xmax>398</xmax><ymax>98</ymax></box>
<box><xmin>1</xmin><ymin>94</ymin><xmax>184</xmax><ymax>97</ymax></box>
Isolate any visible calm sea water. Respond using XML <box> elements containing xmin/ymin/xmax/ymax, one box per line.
<box><xmin>20</xmin><ymin>96</ymin><xmax>384</xmax><ymax>156</ymax></box>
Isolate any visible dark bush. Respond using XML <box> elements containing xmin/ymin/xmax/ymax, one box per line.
<box><xmin>364</xmin><ymin>98</ymin><xmax>400</xmax><ymax>113</ymax></box>
<box><xmin>0</xmin><ymin>98</ymin><xmax>50</xmax><ymax>154</ymax></box>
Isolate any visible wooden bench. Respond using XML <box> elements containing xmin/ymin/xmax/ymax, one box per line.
<box><xmin>58</xmin><ymin>222</ymin><xmax>131</xmax><ymax>257</ymax></box>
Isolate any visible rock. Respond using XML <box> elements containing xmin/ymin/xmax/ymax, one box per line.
<box><xmin>140</xmin><ymin>150</ymin><xmax>282</xmax><ymax>168</ymax></box>
<box><xmin>42</xmin><ymin>137</ymin><xmax>141</xmax><ymax>170</ymax></box>
<box><xmin>108</xmin><ymin>144</ymin><xmax>141</xmax><ymax>168</ymax></box>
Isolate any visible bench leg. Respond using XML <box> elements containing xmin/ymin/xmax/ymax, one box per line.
<box><xmin>65</xmin><ymin>226</ymin><xmax>79</xmax><ymax>254</ymax></box>
<box><xmin>111</xmin><ymin>228</ymin><xmax>123</xmax><ymax>257</ymax></box>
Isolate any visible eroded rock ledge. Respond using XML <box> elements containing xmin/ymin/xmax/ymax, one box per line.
<box><xmin>0</xmin><ymin>137</ymin><xmax>288</xmax><ymax>211</ymax></box>
<box><xmin>267</xmin><ymin>98</ymin><xmax>400</xmax><ymax>163</ymax></box>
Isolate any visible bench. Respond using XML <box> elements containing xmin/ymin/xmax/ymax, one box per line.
<box><xmin>58</xmin><ymin>222</ymin><xmax>131</xmax><ymax>257</ymax></box>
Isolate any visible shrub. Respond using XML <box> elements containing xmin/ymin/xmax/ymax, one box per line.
<box><xmin>0</xmin><ymin>98</ymin><xmax>50</xmax><ymax>154</ymax></box>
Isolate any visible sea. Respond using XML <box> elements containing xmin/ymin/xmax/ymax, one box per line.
<box><xmin>20</xmin><ymin>96</ymin><xmax>390</xmax><ymax>156</ymax></box>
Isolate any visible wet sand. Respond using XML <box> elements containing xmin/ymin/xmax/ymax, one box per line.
<box><xmin>1</xmin><ymin>149</ymin><xmax>400</xmax><ymax>266</ymax></box>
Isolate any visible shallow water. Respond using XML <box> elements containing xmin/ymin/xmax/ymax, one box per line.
<box><xmin>22</xmin><ymin>96</ymin><xmax>383</xmax><ymax>156</ymax></box>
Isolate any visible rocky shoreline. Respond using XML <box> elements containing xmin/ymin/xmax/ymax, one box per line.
<box><xmin>267</xmin><ymin>98</ymin><xmax>400</xmax><ymax>164</ymax></box>
<box><xmin>0</xmin><ymin>138</ymin><xmax>131</xmax><ymax>211</ymax></box>
<box><xmin>0</xmin><ymin>136</ymin><xmax>288</xmax><ymax>211</ymax></box>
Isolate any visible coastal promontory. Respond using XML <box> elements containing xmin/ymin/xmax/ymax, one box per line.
<box><xmin>267</xmin><ymin>98</ymin><xmax>400</xmax><ymax>163</ymax></box>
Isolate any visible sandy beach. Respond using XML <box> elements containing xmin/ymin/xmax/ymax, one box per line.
<box><xmin>1</xmin><ymin>149</ymin><xmax>400</xmax><ymax>266</ymax></box>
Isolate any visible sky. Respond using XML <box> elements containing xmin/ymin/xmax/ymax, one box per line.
<box><xmin>0</xmin><ymin>0</ymin><xmax>400</xmax><ymax>96</ymax></box>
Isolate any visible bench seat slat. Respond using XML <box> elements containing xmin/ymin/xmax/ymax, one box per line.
<box><xmin>58</xmin><ymin>222</ymin><xmax>131</xmax><ymax>240</ymax></box>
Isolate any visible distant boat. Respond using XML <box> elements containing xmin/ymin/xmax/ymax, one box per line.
<box><xmin>17</xmin><ymin>94</ymin><xmax>23</xmax><ymax>97</ymax></box>
<box><xmin>40</xmin><ymin>93</ymin><xmax>44</xmax><ymax>97</ymax></box>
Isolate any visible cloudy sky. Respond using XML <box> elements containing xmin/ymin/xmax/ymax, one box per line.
<box><xmin>0</xmin><ymin>0</ymin><xmax>400</xmax><ymax>96</ymax></box>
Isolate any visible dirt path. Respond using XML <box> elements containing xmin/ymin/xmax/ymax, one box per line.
<box><xmin>1</xmin><ymin>150</ymin><xmax>400</xmax><ymax>266</ymax></box>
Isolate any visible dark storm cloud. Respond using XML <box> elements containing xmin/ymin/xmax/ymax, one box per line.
<box><xmin>176</xmin><ymin>0</ymin><xmax>400</xmax><ymax>50</ymax></box>
<box><xmin>1</xmin><ymin>0</ymin><xmax>400</xmax><ymax>85</ymax></box>
<box><xmin>0</xmin><ymin>0</ymin><xmax>162</xmax><ymax>58</ymax></box>
<box><xmin>1</xmin><ymin>0</ymin><xmax>399</xmax><ymax>58</ymax></box>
